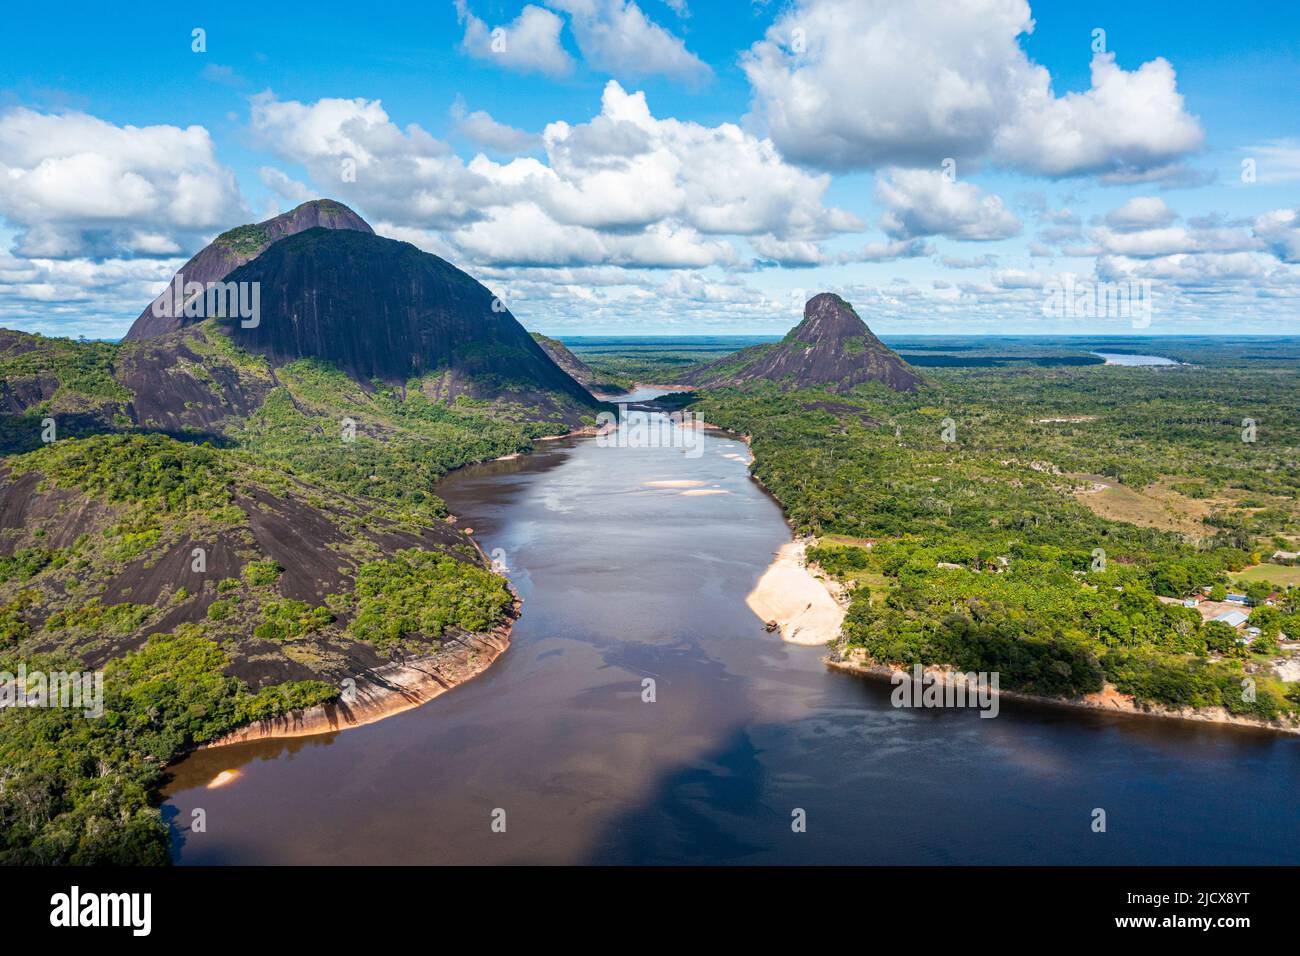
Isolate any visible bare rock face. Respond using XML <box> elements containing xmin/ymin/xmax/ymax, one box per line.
<box><xmin>124</xmin><ymin>199</ymin><xmax>374</xmax><ymax>341</ymax></box>
<box><xmin>684</xmin><ymin>292</ymin><xmax>922</xmax><ymax>393</ymax></box>
<box><xmin>531</xmin><ymin>333</ymin><xmax>596</xmax><ymax>386</ymax></box>
<box><xmin>216</xmin><ymin>227</ymin><xmax>600</xmax><ymax>412</ymax></box>
<box><xmin>2</xmin><ymin>202</ymin><xmax>601</xmax><ymax>444</ymax></box>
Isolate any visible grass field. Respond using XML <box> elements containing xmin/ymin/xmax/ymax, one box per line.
<box><xmin>809</xmin><ymin>536</ymin><xmax>891</xmax><ymax>601</ymax></box>
<box><xmin>1070</xmin><ymin>475</ymin><xmax>1217</xmax><ymax>538</ymax></box>
<box><xmin>1234</xmin><ymin>564</ymin><xmax>1300</xmax><ymax>588</ymax></box>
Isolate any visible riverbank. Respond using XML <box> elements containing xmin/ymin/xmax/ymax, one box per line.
<box><xmin>697</xmin><ymin>416</ymin><xmax>843</xmax><ymax>646</ymax></box>
<box><xmin>824</xmin><ymin>652</ymin><xmax>1300</xmax><ymax>735</ymax></box>
<box><xmin>537</xmin><ymin>425</ymin><xmax>602</xmax><ymax>441</ymax></box>
<box><xmin>200</xmin><ymin>605</ymin><xmax>516</xmax><ymax>749</ymax></box>
<box><xmin>746</xmin><ymin>538</ymin><xmax>846</xmax><ymax>645</ymax></box>
<box><xmin>704</xmin><ymin>397</ymin><xmax>1300</xmax><ymax>736</ymax></box>
<box><xmin>193</xmin><ymin>412</ymin><xmax>612</xmax><ymax>752</ymax></box>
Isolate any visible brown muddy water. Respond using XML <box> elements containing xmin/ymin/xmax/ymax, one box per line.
<box><xmin>164</xmin><ymin>398</ymin><xmax>1300</xmax><ymax>864</ymax></box>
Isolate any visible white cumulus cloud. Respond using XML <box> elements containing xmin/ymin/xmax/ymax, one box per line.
<box><xmin>1103</xmin><ymin>196</ymin><xmax>1176</xmax><ymax>231</ymax></box>
<box><xmin>876</xmin><ymin>169</ymin><xmax>1021</xmax><ymax>241</ymax></box>
<box><xmin>547</xmin><ymin>0</ymin><xmax>710</xmax><ymax>83</ymax></box>
<box><xmin>251</xmin><ymin>82</ymin><xmax>857</xmax><ymax>270</ymax></box>
<box><xmin>742</xmin><ymin>0</ymin><xmax>1202</xmax><ymax>180</ymax></box>
<box><xmin>0</xmin><ymin>108</ymin><xmax>241</xmax><ymax>259</ymax></box>
<box><xmin>994</xmin><ymin>52</ymin><xmax>1203</xmax><ymax>177</ymax></box>
<box><xmin>1254</xmin><ymin>209</ymin><xmax>1300</xmax><ymax>263</ymax></box>
<box><xmin>455</xmin><ymin>1</ymin><xmax>575</xmax><ymax>77</ymax></box>
<box><xmin>451</xmin><ymin>98</ymin><xmax>541</xmax><ymax>153</ymax></box>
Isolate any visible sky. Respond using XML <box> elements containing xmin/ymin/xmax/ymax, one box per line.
<box><xmin>0</xmin><ymin>0</ymin><xmax>1298</xmax><ymax>338</ymax></box>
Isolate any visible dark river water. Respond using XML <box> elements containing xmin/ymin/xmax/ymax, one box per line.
<box><xmin>164</xmin><ymin>397</ymin><xmax>1300</xmax><ymax>864</ymax></box>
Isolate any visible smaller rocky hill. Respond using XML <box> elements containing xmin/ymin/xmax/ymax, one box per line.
<box><xmin>682</xmin><ymin>293</ymin><xmax>922</xmax><ymax>393</ymax></box>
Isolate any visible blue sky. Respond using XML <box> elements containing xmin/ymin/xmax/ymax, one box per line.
<box><xmin>1</xmin><ymin>0</ymin><xmax>1298</xmax><ymax>337</ymax></box>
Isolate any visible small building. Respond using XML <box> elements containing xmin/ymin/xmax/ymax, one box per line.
<box><xmin>1225</xmin><ymin>593</ymin><xmax>1249</xmax><ymax>605</ymax></box>
<box><xmin>1213</xmin><ymin>610</ymin><xmax>1249</xmax><ymax>629</ymax></box>
<box><xmin>1182</xmin><ymin>598</ymin><xmax>1199</xmax><ymax>608</ymax></box>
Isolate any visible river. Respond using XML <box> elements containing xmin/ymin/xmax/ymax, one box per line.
<box><xmin>163</xmin><ymin>397</ymin><xmax>1298</xmax><ymax>864</ymax></box>
<box><xmin>1091</xmin><ymin>352</ymin><xmax>1181</xmax><ymax>366</ymax></box>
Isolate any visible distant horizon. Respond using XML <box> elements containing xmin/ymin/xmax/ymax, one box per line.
<box><xmin>549</xmin><ymin>332</ymin><xmax>1300</xmax><ymax>340</ymax></box>
<box><xmin>15</xmin><ymin>328</ymin><xmax>1298</xmax><ymax>346</ymax></box>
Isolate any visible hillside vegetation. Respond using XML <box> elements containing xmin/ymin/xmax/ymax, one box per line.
<box><xmin>0</xmin><ymin>320</ymin><xmax>572</xmax><ymax>863</ymax></box>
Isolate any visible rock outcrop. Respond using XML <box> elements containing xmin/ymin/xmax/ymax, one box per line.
<box><xmin>683</xmin><ymin>293</ymin><xmax>922</xmax><ymax>393</ymax></box>
<box><xmin>124</xmin><ymin>199</ymin><xmax>374</xmax><ymax>341</ymax></box>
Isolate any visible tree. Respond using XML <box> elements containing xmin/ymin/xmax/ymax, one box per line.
<box><xmin>1202</xmin><ymin>620</ymin><xmax>1240</xmax><ymax>655</ymax></box>
<box><xmin>1244</xmin><ymin>580</ymin><xmax>1273</xmax><ymax>605</ymax></box>
<box><xmin>1249</xmin><ymin>606</ymin><xmax>1282</xmax><ymax>641</ymax></box>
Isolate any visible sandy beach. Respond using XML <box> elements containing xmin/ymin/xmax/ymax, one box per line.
<box><xmin>746</xmin><ymin>538</ymin><xmax>846</xmax><ymax>645</ymax></box>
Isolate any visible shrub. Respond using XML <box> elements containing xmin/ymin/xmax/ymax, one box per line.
<box><xmin>45</xmin><ymin>599</ymin><xmax>153</xmax><ymax>636</ymax></box>
<box><xmin>242</xmin><ymin>560</ymin><xmax>283</xmax><ymax>587</ymax></box>
<box><xmin>206</xmin><ymin>599</ymin><xmax>233</xmax><ymax>622</ymax></box>
<box><xmin>253</xmin><ymin>600</ymin><xmax>334</xmax><ymax>641</ymax></box>
<box><xmin>349</xmin><ymin>549</ymin><xmax>512</xmax><ymax>649</ymax></box>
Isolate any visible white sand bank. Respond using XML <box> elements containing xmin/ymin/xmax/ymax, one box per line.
<box><xmin>746</xmin><ymin>539</ymin><xmax>846</xmax><ymax>645</ymax></box>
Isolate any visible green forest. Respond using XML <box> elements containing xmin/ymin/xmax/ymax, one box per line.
<box><xmin>685</xmin><ymin>356</ymin><xmax>1300</xmax><ymax>721</ymax></box>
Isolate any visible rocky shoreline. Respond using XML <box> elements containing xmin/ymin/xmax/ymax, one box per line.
<box><xmin>201</xmin><ymin>604</ymin><xmax>516</xmax><ymax>749</ymax></box>
<box><xmin>196</xmin><ymin>414</ymin><xmax>590</xmax><ymax>752</ymax></box>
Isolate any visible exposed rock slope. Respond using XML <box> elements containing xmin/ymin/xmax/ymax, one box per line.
<box><xmin>683</xmin><ymin>293</ymin><xmax>922</xmax><ymax>393</ymax></box>
<box><xmin>125</xmin><ymin>199</ymin><xmax>374</xmax><ymax>341</ymax></box>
